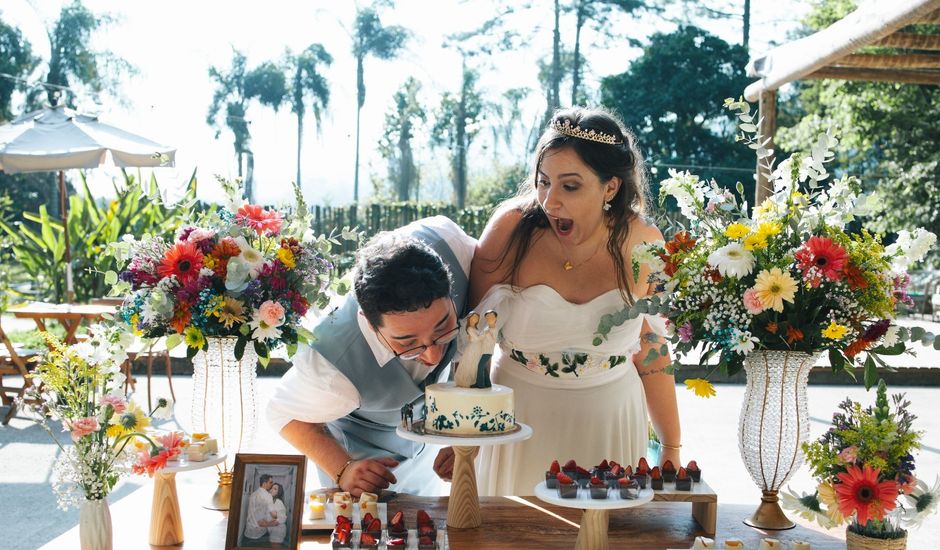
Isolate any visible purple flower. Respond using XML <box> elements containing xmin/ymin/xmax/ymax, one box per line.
<box><xmin>862</xmin><ymin>319</ymin><xmax>891</xmax><ymax>342</ymax></box>
<box><xmin>678</xmin><ymin>322</ymin><xmax>694</xmax><ymax>343</ymax></box>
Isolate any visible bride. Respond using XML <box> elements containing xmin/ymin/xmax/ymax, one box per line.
<box><xmin>471</xmin><ymin>107</ymin><xmax>681</xmax><ymax>496</ymax></box>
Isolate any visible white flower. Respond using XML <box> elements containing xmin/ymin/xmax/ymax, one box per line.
<box><xmin>781</xmin><ymin>486</ymin><xmax>835</xmax><ymax>529</ymax></box>
<box><xmin>903</xmin><ymin>476</ymin><xmax>940</xmax><ymax>529</ymax></box>
<box><xmin>248</xmin><ymin>308</ymin><xmax>283</xmax><ymax>340</ymax></box>
<box><xmin>730</xmin><ymin>329</ymin><xmax>758</xmax><ymax>355</ymax></box>
<box><xmin>660</xmin><ymin>169</ymin><xmax>705</xmax><ymax>220</ymax></box>
<box><xmin>73</xmin><ymin>341</ymin><xmax>110</xmax><ymax>366</ymax></box>
<box><xmin>234</xmin><ymin>236</ymin><xmax>266</xmax><ymax>278</ymax></box>
<box><xmin>225</xmin><ymin>257</ymin><xmax>251</xmax><ymax>293</ymax></box>
<box><xmin>886</xmin><ymin>229</ymin><xmax>937</xmax><ymax>271</ymax></box>
<box><xmin>632</xmin><ymin>241</ymin><xmax>666</xmax><ymax>273</ymax></box>
<box><xmin>882</xmin><ymin>325</ymin><xmax>900</xmax><ymax>347</ymax></box>
<box><xmin>151</xmin><ymin>398</ymin><xmax>175</xmax><ymax>420</ymax></box>
<box><xmin>707</xmin><ymin>243</ymin><xmax>755</xmax><ymax>278</ymax></box>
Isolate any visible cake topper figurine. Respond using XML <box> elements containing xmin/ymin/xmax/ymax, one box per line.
<box><xmin>400</xmin><ymin>402</ymin><xmax>414</xmax><ymax>429</ymax></box>
<box><xmin>455</xmin><ymin>309</ymin><xmax>498</xmax><ymax>389</ymax></box>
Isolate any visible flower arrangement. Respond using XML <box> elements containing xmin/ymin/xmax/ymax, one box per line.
<box><xmin>21</xmin><ymin>326</ymin><xmax>179</xmax><ymax>509</ymax></box>
<box><xmin>596</xmin><ymin>99</ymin><xmax>937</xmax><ymax>395</ymax></box>
<box><xmin>106</xmin><ymin>179</ymin><xmax>352</xmax><ymax>364</ymax></box>
<box><xmin>782</xmin><ymin>380</ymin><xmax>939</xmax><ymax>539</ymax></box>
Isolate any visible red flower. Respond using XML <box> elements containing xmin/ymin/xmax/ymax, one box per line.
<box><xmin>785</xmin><ymin>325</ymin><xmax>804</xmax><ymax>345</ymax></box>
<box><xmin>157</xmin><ymin>241</ymin><xmax>203</xmax><ymax>283</ymax></box>
<box><xmin>170</xmin><ymin>306</ymin><xmax>192</xmax><ymax>334</ymax></box>
<box><xmin>844</xmin><ymin>338</ymin><xmax>871</xmax><ymax>359</ymax></box>
<box><xmin>794</xmin><ymin>236</ymin><xmax>848</xmax><ymax>286</ymax></box>
<box><xmin>835</xmin><ymin>464</ymin><xmax>899</xmax><ymax>526</ymax></box>
<box><xmin>843</xmin><ymin>262</ymin><xmax>868</xmax><ymax>289</ymax></box>
<box><xmin>236</xmin><ymin>204</ymin><xmax>283</xmax><ymax>236</ymax></box>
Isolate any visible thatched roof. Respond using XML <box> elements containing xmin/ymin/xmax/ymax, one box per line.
<box><xmin>744</xmin><ymin>0</ymin><xmax>940</xmax><ymax>101</ymax></box>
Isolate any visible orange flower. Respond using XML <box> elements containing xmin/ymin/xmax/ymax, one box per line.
<box><xmin>835</xmin><ymin>464</ymin><xmax>899</xmax><ymax>526</ymax></box>
<box><xmin>212</xmin><ymin>237</ymin><xmax>242</xmax><ymax>259</ymax></box>
<box><xmin>786</xmin><ymin>325</ymin><xmax>804</xmax><ymax>345</ymax></box>
<box><xmin>844</xmin><ymin>338</ymin><xmax>871</xmax><ymax>359</ymax></box>
<box><xmin>844</xmin><ymin>263</ymin><xmax>869</xmax><ymax>290</ymax></box>
<box><xmin>170</xmin><ymin>307</ymin><xmax>192</xmax><ymax>334</ymax></box>
<box><xmin>665</xmin><ymin>231</ymin><xmax>696</xmax><ymax>255</ymax></box>
<box><xmin>157</xmin><ymin>241</ymin><xmax>203</xmax><ymax>283</ymax></box>
<box><xmin>766</xmin><ymin>322</ymin><xmax>778</xmax><ymax>334</ymax></box>
<box><xmin>236</xmin><ymin>204</ymin><xmax>283</xmax><ymax>236</ymax></box>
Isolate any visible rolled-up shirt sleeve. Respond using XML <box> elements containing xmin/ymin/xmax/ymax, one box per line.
<box><xmin>266</xmin><ymin>344</ymin><xmax>361</xmax><ymax>433</ymax></box>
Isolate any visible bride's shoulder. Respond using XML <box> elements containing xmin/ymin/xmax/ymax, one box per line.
<box><xmin>627</xmin><ymin>217</ymin><xmax>665</xmax><ymax>246</ymax></box>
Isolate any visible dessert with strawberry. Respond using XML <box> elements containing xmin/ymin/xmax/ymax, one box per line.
<box><xmin>546</xmin><ymin>459</ymin><xmax>561</xmax><ymax>489</ymax></box>
<box><xmin>332</xmin><ymin>516</ymin><xmax>352</xmax><ymax>549</ymax></box>
<box><xmin>661</xmin><ymin>459</ymin><xmax>677</xmax><ymax>483</ymax></box>
<box><xmin>605</xmin><ymin>462</ymin><xmax>626</xmax><ymax>489</ymax></box>
<box><xmin>562</xmin><ymin>458</ymin><xmax>578</xmax><ymax>479</ymax></box>
<box><xmin>556</xmin><ymin>472</ymin><xmax>578</xmax><ymax>498</ymax></box>
<box><xmin>589</xmin><ymin>475</ymin><xmax>608</xmax><ymax>499</ymax></box>
<box><xmin>592</xmin><ymin>458</ymin><xmax>611</xmax><ymax>479</ymax></box>
<box><xmin>358</xmin><ymin>531</ymin><xmax>380</xmax><ymax>549</ymax></box>
<box><xmin>417</xmin><ymin>509</ymin><xmax>437</xmax><ymax>548</ymax></box>
<box><xmin>388</xmin><ymin>510</ymin><xmax>407</xmax><ymax>539</ymax></box>
<box><xmin>632</xmin><ymin>459</ymin><xmax>650</xmax><ymax>489</ymax></box>
<box><xmin>618</xmin><ymin>477</ymin><xmax>640</xmax><ymax>499</ymax></box>
<box><xmin>686</xmin><ymin>460</ymin><xmax>702</xmax><ymax>482</ymax></box>
<box><xmin>650</xmin><ymin>466</ymin><xmax>664</xmax><ymax>490</ymax></box>
<box><xmin>575</xmin><ymin>465</ymin><xmax>592</xmax><ymax>488</ymax></box>
<box><xmin>675</xmin><ymin>466</ymin><xmax>692</xmax><ymax>491</ymax></box>
<box><xmin>360</xmin><ymin>513</ymin><xmax>382</xmax><ymax>538</ymax></box>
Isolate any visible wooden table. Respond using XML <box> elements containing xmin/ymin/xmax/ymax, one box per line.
<box><xmin>41</xmin><ymin>480</ymin><xmax>848</xmax><ymax>549</ymax></box>
<box><xmin>10</xmin><ymin>301</ymin><xmax>116</xmax><ymax>345</ymax></box>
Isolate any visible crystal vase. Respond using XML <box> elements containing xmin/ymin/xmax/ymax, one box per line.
<box><xmin>79</xmin><ymin>497</ymin><xmax>112</xmax><ymax>550</ymax></box>
<box><xmin>191</xmin><ymin>336</ymin><xmax>259</xmax><ymax>510</ymax></box>
<box><xmin>739</xmin><ymin>350</ymin><xmax>818</xmax><ymax>529</ymax></box>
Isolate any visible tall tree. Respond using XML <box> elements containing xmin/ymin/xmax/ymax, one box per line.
<box><xmin>601</xmin><ymin>26</ymin><xmax>752</xmax><ymax>196</ymax></box>
<box><xmin>0</xmin><ymin>19</ymin><xmax>37</xmax><ymax>122</ymax></box>
<box><xmin>26</xmin><ymin>1</ymin><xmax>130</xmax><ymax>109</ymax></box>
<box><xmin>378</xmin><ymin>77</ymin><xmax>426</xmax><ymax>201</ymax></box>
<box><xmin>289</xmin><ymin>44</ymin><xmax>332</xmax><ymax>186</ymax></box>
<box><xmin>432</xmin><ymin>61</ymin><xmax>485</xmax><ymax>209</ymax></box>
<box><xmin>207</xmin><ymin>53</ymin><xmax>287</xmax><ymax>202</ymax></box>
<box><xmin>351</xmin><ymin>6</ymin><xmax>408</xmax><ymax>203</ymax></box>
<box><xmin>676</xmin><ymin>0</ymin><xmax>752</xmax><ymax>49</ymax></box>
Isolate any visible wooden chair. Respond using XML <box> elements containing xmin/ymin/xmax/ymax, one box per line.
<box><xmin>0</xmin><ymin>321</ymin><xmax>40</xmax><ymax>425</ymax></box>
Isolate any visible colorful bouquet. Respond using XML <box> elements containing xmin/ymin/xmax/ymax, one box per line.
<box><xmin>782</xmin><ymin>380</ymin><xmax>939</xmax><ymax>539</ymax></box>
<box><xmin>107</xmin><ymin>179</ymin><xmax>351</xmax><ymax>364</ymax></box>
<box><xmin>21</xmin><ymin>326</ymin><xmax>179</xmax><ymax>509</ymax></box>
<box><xmin>597</xmin><ymin>99</ymin><xmax>937</xmax><ymax>395</ymax></box>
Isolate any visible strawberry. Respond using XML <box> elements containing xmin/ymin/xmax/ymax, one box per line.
<box><xmin>361</xmin><ymin>512</ymin><xmax>374</xmax><ymax>525</ymax></box>
<box><xmin>638</xmin><ymin>457</ymin><xmax>650</xmax><ymax>471</ymax></box>
<box><xmin>576</xmin><ymin>466</ymin><xmax>590</xmax><ymax>477</ymax></box>
<box><xmin>419</xmin><ymin>535</ymin><xmax>434</xmax><ymax>545</ymax></box>
<box><xmin>360</xmin><ymin>532</ymin><xmax>377</xmax><ymax>545</ymax></box>
<box><xmin>416</xmin><ymin>509</ymin><xmax>433</xmax><ymax>527</ymax></box>
<box><xmin>419</xmin><ymin>525</ymin><xmax>436</xmax><ymax>537</ymax></box>
<box><xmin>597</xmin><ymin>459</ymin><xmax>609</xmax><ymax>470</ymax></box>
<box><xmin>686</xmin><ymin>460</ymin><xmax>700</xmax><ymax>471</ymax></box>
<box><xmin>334</xmin><ymin>530</ymin><xmax>350</xmax><ymax>544</ymax></box>
<box><xmin>623</xmin><ymin>465</ymin><xmax>633</xmax><ymax>477</ymax></box>
<box><xmin>367</xmin><ymin>518</ymin><xmax>382</xmax><ymax>532</ymax></box>
<box><xmin>549</xmin><ymin>459</ymin><xmax>561</xmax><ymax>474</ymax></box>
<box><xmin>390</xmin><ymin>510</ymin><xmax>405</xmax><ymax>529</ymax></box>
<box><xmin>610</xmin><ymin>463</ymin><xmax>622</xmax><ymax>476</ymax></box>
<box><xmin>590</xmin><ymin>476</ymin><xmax>604</xmax><ymax>486</ymax></box>
<box><xmin>618</xmin><ymin>477</ymin><xmax>630</xmax><ymax>486</ymax></box>
<box><xmin>662</xmin><ymin>459</ymin><xmax>676</xmax><ymax>472</ymax></box>
<box><xmin>563</xmin><ymin>459</ymin><xmax>577</xmax><ymax>470</ymax></box>
<box><xmin>556</xmin><ymin>472</ymin><xmax>574</xmax><ymax>485</ymax></box>
<box><xmin>650</xmin><ymin>466</ymin><xmax>662</xmax><ymax>479</ymax></box>
<box><xmin>609</xmin><ymin>460</ymin><xmax>620</xmax><ymax>470</ymax></box>
<box><xmin>677</xmin><ymin>467</ymin><xmax>689</xmax><ymax>480</ymax></box>
<box><xmin>387</xmin><ymin>537</ymin><xmax>407</xmax><ymax>546</ymax></box>
<box><xmin>335</xmin><ymin>515</ymin><xmax>352</xmax><ymax>529</ymax></box>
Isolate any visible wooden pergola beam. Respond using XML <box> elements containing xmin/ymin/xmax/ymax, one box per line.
<box><xmin>918</xmin><ymin>8</ymin><xmax>940</xmax><ymax>23</ymax></box>
<box><xmin>836</xmin><ymin>53</ymin><xmax>940</xmax><ymax>69</ymax></box>
<box><xmin>744</xmin><ymin>0</ymin><xmax>940</xmax><ymax>101</ymax></box>
<box><xmin>874</xmin><ymin>32</ymin><xmax>940</xmax><ymax>51</ymax></box>
<box><xmin>804</xmin><ymin>66</ymin><xmax>940</xmax><ymax>86</ymax></box>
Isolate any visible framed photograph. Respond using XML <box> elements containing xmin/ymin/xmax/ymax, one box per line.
<box><xmin>225</xmin><ymin>453</ymin><xmax>306</xmax><ymax>550</ymax></box>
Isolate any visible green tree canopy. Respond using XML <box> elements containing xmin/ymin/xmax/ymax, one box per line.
<box><xmin>378</xmin><ymin>77</ymin><xmax>426</xmax><ymax>201</ymax></box>
<box><xmin>0</xmin><ymin>19</ymin><xmax>37</xmax><ymax>122</ymax></box>
<box><xmin>289</xmin><ymin>44</ymin><xmax>332</xmax><ymax>186</ymax></box>
<box><xmin>601</xmin><ymin>25</ymin><xmax>752</xmax><ymax>198</ymax></box>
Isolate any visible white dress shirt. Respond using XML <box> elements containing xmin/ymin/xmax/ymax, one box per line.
<box><xmin>243</xmin><ymin>486</ymin><xmax>274</xmax><ymax>539</ymax></box>
<box><xmin>266</xmin><ymin>216</ymin><xmax>475</xmax><ymax>433</ymax></box>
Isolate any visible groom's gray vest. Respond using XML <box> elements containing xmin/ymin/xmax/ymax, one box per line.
<box><xmin>311</xmin><ymin>224</ymin><xmax>468</xmax><ymax>459</ymax></box>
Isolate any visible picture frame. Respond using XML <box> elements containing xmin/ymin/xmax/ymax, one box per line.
<box><xmin>225</xmin><ymin>453</ymin><xmax>306</xmax><ymax>550</ymax></box>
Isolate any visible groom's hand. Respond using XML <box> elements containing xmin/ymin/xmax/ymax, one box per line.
<box><xmin>340</xmin><ymin>457</ymin><xmax>399</xmax><ymax>497</ymax></box>
<box><xmin>433</xmin><ymin>447</ymin><xmax>455</xmax><ymax>480</ymax></box>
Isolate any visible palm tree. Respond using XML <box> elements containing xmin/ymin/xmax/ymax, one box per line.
<box><xmin>289</xmin><ymin>44</ymin><xmax>332</xmax><ymax>187</ymax></box>
<box><xmin>351</xmin><ymin>6</ymin><xmax>408</xmax><ymax>202</ymax></box>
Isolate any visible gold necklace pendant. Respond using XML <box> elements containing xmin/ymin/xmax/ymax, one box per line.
<box><xmin>563</xmin><ymin>260</ymin><xmax>574</xmax><ymax>271</ymax></box>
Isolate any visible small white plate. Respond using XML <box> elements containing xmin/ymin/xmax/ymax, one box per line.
<box><xmin>302</xmin><ymin>501</ymin><xmax>388</xmax><ymax>531</ymax></box>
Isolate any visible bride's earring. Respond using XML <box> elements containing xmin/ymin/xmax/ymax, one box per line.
<box><xmin>603</xmin><ymin>201</ymin><xmax>612</xmax><ymax>212</ymax></box>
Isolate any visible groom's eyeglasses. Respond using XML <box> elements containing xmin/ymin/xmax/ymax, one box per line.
<box><xmin>377</xmin><ymin>300</ymin><xmax>460</xmax><ymax>360</ymax></box>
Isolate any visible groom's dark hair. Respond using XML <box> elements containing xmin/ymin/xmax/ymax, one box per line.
<box><xmin>354</xmin><ymin>230</ymin><xmax>452</xmax><ymax>328</ymax></box>
<box><xmin>259</xmin><ymin>474</ymin><xmax>273</xmax><ymax>485</ymax></box>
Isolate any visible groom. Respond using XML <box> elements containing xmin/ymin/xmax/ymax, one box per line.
<box><xmin>267</xmin><ymin>216</ymin><xmax>475</xmax><ymax>497</ymax></box>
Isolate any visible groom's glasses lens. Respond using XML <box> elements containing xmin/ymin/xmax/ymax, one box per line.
<box><xmin>396</xmin><ymin>327</ymin><xmax>460</xmax><ymax>360</ymax></box>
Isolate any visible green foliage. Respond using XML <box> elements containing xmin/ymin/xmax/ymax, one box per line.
<box><xmin>290</xmin><ymin>43</ymin><xmax>332</xmax><ymax>185</ymax></box>
<box><xmin>431</xmin><ymin>66</ymin><xmax>486</xmax><ymax>209</ymax></box>
<box><xmin>0</xmin><ymin>19</ymin><xmax>38</xmax><ymax>122</ymax></box>
<box><xmin>0</xmin><ymin>171</ymin><xmax>196</xmax><ymax>303</ymax></box>
<box><xmin>466</xmin><ymin>162</ymin><xmax>528</xmax><ymax>207</ymax></box>
<box><xmin>378</xmin><ymin>77</ymin><xmax>426</xmax><ymax>201</ymax></box>
<box><xmin>600</xmin><ymin>26</ymin><xmax>753</xmax><ymax>200</ymax></box>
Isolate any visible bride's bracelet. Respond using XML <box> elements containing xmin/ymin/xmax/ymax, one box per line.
<box><xmin>660</xmin><ymin>442</ymin><xmax>682</xmax><ymax>450</ymax></box>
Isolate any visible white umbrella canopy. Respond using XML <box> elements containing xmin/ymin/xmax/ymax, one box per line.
<box><xmin>0</xmin><ymin>104</ymin><xmax>177</xmax><ymax>301</ymax></box>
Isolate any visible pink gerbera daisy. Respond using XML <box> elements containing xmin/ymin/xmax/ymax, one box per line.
<box><xmin>236</xmin><ymin>204</ymin><xmax>283</xmax><ymax>236</ymax></box>
<box><xmin>835</xmin><ymin>464</ymin><xmax>899</xmax><ymax>526</ymax></box>
<box><xmin>794</xmin><ymin>236</ymin><xmax>848</xmax><ymax>286</ymax></box>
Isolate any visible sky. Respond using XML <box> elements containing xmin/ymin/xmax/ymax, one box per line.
<box><xmin>2</xmin><ymin>0</ymin><xmax>811</xmax><ymax>207</ymax></box>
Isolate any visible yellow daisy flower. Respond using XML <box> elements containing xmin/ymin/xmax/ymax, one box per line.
<box><xmin>107</xmin><ymin>401</ymin><xmax>150</xmax><ymax>438</ymax></box>
<box><xmin>202</xmin><ymin>255</ymin><xmax>217</xmax><ymax>269</ymax></box>
<box><xmin>724</xmin><ymin>223</ymin><xmax>751</xmax><ymax>239</ymax></box>
<box><xmin>277</xmin><ymin>247</ymin><xmax>296</xmax><ymax>269</ymax></box>
<box><xmin>685</xmin><ymin>378</ymin><xmax>716</xmax><ymax>398</ymax></box>
<box><xmin>184</xmin><ymin>326</ymin><xmax>206</xmax><ymax>349</ymax></box>
<box><xmin>753</xmin><ymin>199</ymin><xmax>779</xmax><ymax>221</ymax></box>
<box><xmin>218</xmin><ymin>296</ymin><xmax>247</xmax><ymax>329</ymax></box>
<box><xmin>817</xmin><ymin>482</ymin><xmax>846</xmax><ymax>526</ymax></box>
<box><xmin>757</xmin><ymin>222</ymin><xmax>781</xmax><ymax>237</ymax></box>
<box><xmin>753</xmin><ymin>268</ymin><xmax>797</xmax><ymax>312</ymax></box>
<box><xmin>822</xmin><ymin>322</ymin><xmax>848</xmax><ymax>340</ymax></box>
<box><xmin>743</xmin><ymin>233</ymin><xmax>768</xmax><ymax>251</ymax></box>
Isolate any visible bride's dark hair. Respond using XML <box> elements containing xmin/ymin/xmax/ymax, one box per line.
<box><xmin>492</xmin><ymin>106</ymin><xmax>649</xmax><ymax>303</ymax></box>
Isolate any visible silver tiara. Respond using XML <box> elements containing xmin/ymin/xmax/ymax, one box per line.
<box><xmin>551</xmin><ymin>119</ymin><xmax>622</xmax><ymax>145</ymax></box>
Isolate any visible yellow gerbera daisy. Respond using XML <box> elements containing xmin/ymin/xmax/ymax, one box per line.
<box><xmin>277</xmin><ymin>247</ymin><xmax>296</xmax><ymax>269</ymax></box>
<box><xmin>817</xmin><ymin>482</ymin><xmax>846</xmax><ymax>526</ymax></box>
<box><xmin>743</xmin><ymin>233</ymin><xmax>768</xmax><ymax>251</ymax></box>
<box><xmin>757</xmin><ymin>222</ymin><xmax>781</xmax><ymax>238</ymax></box>
<box><xmin>753</xmin><ymin>268</ymin><xmax>797</xmax><ymax>312</ymax></box>
<box><xmin>218</xmin><ymin>296</ymin><xmax>247</xmax><ymax>329</ymax></box>
<box><xmin>724</xmin><ymin>223</ymin><xmax>751</xmax><ymax>240</ymax></box>
<box><xmin>822</xmin><ymin>322</ymin><xmax>848</xmax><ymax>340</ymax></box>
<box><xmin>107</xmin><ymin>401</ymin><xmax>150</xmax><ymax>438</ymax></box>
<box><xmin>685</xmin><ymin>378</ymin><xmax>716</xmax><ymax>398</ymax></box>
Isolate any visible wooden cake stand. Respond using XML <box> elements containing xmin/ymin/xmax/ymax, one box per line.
<box><xmin>533</xmin><ymin>481</ymin><xmax>654</xmax><ymax>550</ymax></box>
<box><xmin>396</xmin><ymin>420</ymin><xmax>532</xmax><ymax>529</ymax></box>
<box><xmin>148</xmin><ymin>451</ymin><xmax>227</xmax><ymax>545</ymax></box>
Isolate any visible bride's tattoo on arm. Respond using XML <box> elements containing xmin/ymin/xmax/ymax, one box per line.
<box><xmin>638</xmin><ymin>367</ymin><xmax>668</xmax><ymax>377</ymax></box>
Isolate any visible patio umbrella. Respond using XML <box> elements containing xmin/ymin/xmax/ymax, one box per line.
<box><xmin>0</xmin><ymin>104</ymin><xmax>176</xmax><ymax>302</ymax></box>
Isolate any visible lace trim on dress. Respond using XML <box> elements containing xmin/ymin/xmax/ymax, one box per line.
<box><xmin>508</xmin><ymin>349</ymin><xmax>630</xmax><ymax>378</ymax></box>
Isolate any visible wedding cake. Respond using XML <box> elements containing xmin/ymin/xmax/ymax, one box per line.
<box><xmin>422</xmin><ymin>309</ymin><xmax>515</xmax><ymax>435</ymax></box>
<box><xmin>424</xmin><ymin>382</ymin><xmax>515</xmax><ymax>435</ymax></box>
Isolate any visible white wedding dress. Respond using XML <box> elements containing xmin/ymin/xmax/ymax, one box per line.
<box><xmin>474</xmin><ymin>284</ymin><xmax>664</xmax><ymax>496</ymax></box>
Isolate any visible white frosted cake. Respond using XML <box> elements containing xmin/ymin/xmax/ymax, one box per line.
<box><xmin>424</xmin><ymin>382</ymin><xmax>515</xmax><ymax>435</ymax></box>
